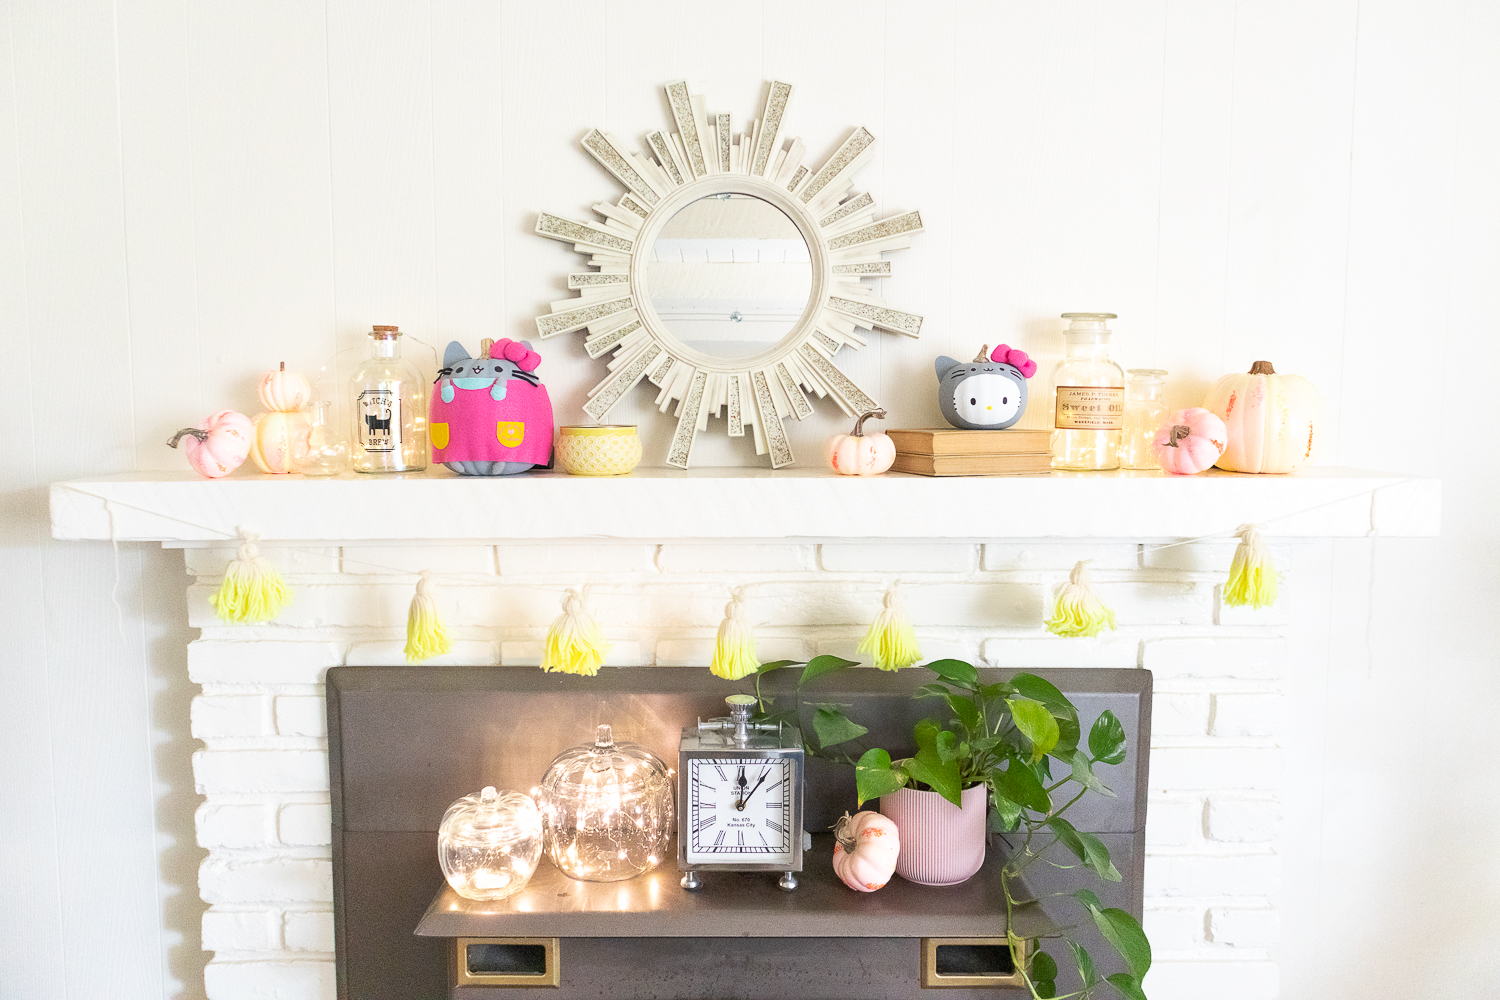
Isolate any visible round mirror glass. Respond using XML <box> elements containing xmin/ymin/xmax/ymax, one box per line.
<box><xmin>646</xmin><ymin>194</ymin><xmax>812</xmax><ymax>359</ymax></box>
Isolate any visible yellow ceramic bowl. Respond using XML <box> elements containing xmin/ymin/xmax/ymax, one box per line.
<box><xmin>556</xmin><ymin>425</ymin><xmax>642</xmax><ymax>476</ymax></box>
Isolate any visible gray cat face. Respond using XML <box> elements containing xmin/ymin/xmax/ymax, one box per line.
<box><xmin>934</xmin><ymin>356</ymin><xmax>1028</xmax><ymax>430</ymax></box>
<box><xmin>438</xmin><ymin>341</ymin><xmax>540</xmax><ymax>402</ymax></box>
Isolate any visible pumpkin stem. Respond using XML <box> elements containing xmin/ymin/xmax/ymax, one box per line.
<box><xmin>851</xmin><ymin>408</ymin><xmax>887</xmax><ymax>437</ymax></box>
<box><xmin>279</xmin><ymin>361</ymin><xmax>285</xmax><ymax>372</ymax></box>
<box><xmin>1249</xmin><ymin>360</ymin><xmax>1276</xmax><ymax>375</ymax></box>
<box><xmin>166</xmin><ymin>427</ymin><xmax>210</xmax><ymax>448</ymax></box>
<box><xmin>972</xmin><ymin>345</ymin><xmax>990</xmax><ymax>363</ymax></box>
<box><xmin>831</xmin><ymin>811</ymin><xmax>858</xmax><ymax>853</ymax></box>
<box><xmin>1166</xmin><ymin>425</ymin><xmax>1191</xmax><ymax>448</ymax></box>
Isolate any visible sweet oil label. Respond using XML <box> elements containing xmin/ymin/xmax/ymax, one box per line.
<box><xmin>1054</xmin><ymin>386</ymin><xmax>1125</xmax><ymax>430</ymax></box>
<box><xmin>358</xmin><ymin>389</ymin><xmax>399</xmax><ymax>453</ymax></box>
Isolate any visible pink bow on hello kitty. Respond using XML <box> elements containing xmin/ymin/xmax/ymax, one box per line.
<box><xmin>490</xmin><ymin>338</ymin><xmax>542</xmax><ymax>372</ymax></box>
<box><xmin>991</xmin><ymin>344</ymin><xmax>1036</xmax><ymax>379</ymax></box>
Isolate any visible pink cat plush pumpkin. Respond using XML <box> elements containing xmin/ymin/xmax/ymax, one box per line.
<box><xmin>430</xmin><ymin>339</ymin><xmax>553</xmax><ymax>476</ymax></box>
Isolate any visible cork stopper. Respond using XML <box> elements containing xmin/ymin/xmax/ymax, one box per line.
<box><xmin>371</xmin><ymin>325</ymin><xmax>401</xmax><ymax>338</ymax></box>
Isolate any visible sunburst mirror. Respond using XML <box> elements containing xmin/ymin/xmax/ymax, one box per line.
<box><xmin>534</xmin><ymin>80</ymin><xmax>924</xmax><ymax>469</ymax></box>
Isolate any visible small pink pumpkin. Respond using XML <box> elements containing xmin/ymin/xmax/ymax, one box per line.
<box><xmin>167</xmin><ymin>410</ymin><xmax>254</xmax><ymax>479</ymax></box>
<box><xmin>825</xmin><ymin>409</ymin><xmax>896</xmax><ymax>476</ymax></box>
<box><xmin>258</xmin><ymin>361</ymin><xmax>312</xmax><ymax>412</ymax></box>
<box><xmin>1152</xmin><ymin>407</ymin><xmax>1228</xmax><ymax>475</ymax></box>
<box><xmin>831</xmin><ymin>810</ymin><xmax>901</xmax><ymax>892</ymax></box>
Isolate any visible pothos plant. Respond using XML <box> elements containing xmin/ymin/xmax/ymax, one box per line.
<box><xmin>752</xmin><ymin>655</ymin><xmax>1152</xmax><ymax>1000</ymax></box>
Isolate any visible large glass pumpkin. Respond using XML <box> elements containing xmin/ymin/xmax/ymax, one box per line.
<box><xmin>538</xmin><ymin>724</ymin><xmax>674</xmax><ymax>882</ymax></box>
<box><xmin>438</xmin><ymin>786</ymin><xmax>543</xmax><ymax>901</ymax></box>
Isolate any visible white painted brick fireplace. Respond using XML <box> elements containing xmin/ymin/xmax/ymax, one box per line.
<box><xmin>50</xmin><ymin>468</ymin><xmax>1439</xmax><ymax>1000</ymax></box>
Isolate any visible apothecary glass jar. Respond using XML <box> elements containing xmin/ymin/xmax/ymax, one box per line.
<box><xmin>438</xmin><ymin>786</ymin><xmax>544</xmax><ymax>901</ymax></box>
<box><xmin>1120</xmin><ymin>369</ymin><xmax>1169</xmax><ymax>470</ymax></box>
<box><xmin>1050</xmin><ymin>313</ymin><xmax>1125</xmax><ymax>470</ymax></box>
<box><xmin>350</xmin><ymin>324</ymin><xmax>428</xmax><ymax>473</ymax></box>
<box><xmin>293</xmin><ymin>400</ymin><xmax>350</xmax><ymax>477</ymax></box>
<box><xmin>538</xmin><ymin>724</ymin><xmax>673</xmax><ymax>883</ymax></box>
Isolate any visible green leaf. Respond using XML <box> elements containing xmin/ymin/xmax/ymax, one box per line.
<box><xmin>755</xmin><ymin>659</ymin><xmax>802</xmax><ymax>675</ymax></box>
<box><xmin>1035</xmin><ymin>979</ymin><xmax>1056</xmax><ymax>999</ymax></box>
<box><xmin>1067</xmin><ymin>749</ymin><xmax>1117</xmax><ymax>798</ymax></box>
<box><xmin>1009</xmin><ymin>672</ymin><xmax>1075</xmax><ymax>716</ymax></box>
<box><xmin>913</xmin><ymin>682</ymin><xmax>954</xmax><ymax>701</ymax></box>
<box><xmin>1067</xmin><ymin>940</ymin><xmax>1098</xmax><ymax>988</ymax></box>
<box><xmin>1076</xmin><ymin>829</ymin><xmax>1123</xmax><ymax>882</ymax></box>
<box><xmin>1073</xmin><ymin>888</ymin><xmax>1103</xmax><ymax>913</ymax></box>
<box><xmin>1090</xmin><ymin>908</ymin><xmax>1152</xmax><ymax>981</ymax></box>
<box><xmin>1105</xmin><ymin>973</ymin><xmax>1149</xmax><ymax>1000</ymax></box>
<box><xmin>979</xmin><ymin>681</ymin><xmax>1016</xmax><ymax>700</ymax></box>
<box><xmin>934</xmin><ymin>729</ymin><xmax>966</xmax><ymax>763</ymax></box>
<box><xmin>1030</xmin><ymin>950</ymin><xmax>1058</xmax><ymax>982</ymax></box>
<box><xmin>1045</xmin><ymin>815</ymin><xmax>1087</xmax><ymax>864</ymax></box>
<box><xmin>1089</xmin><ymin>709</ymin><xmax>1128</xmax><ymax>765</ymax></box>
<box><xmin>926</xmin><ymin>658</ymin><xmax>980</xmax><ymax>687</ymax></box>
<box><xmin>1008</xmin><ymin>697</ymin><xmax>1060</xmax><ymax>761</ymax></box>
<box><xmin>854</xmin><ymin>748</ymin><xmax>907</xmax><ymax>806</ymax></box>
<box><xmin>799</xmin><ymin>654</ymin><xmax>858</xmax><ymax>686</ymax></box>
<box><xmin>945</xmin><ymin>694</ymin><xmax>982</xmax><ymax>734</ymax></box>
<box><xmin>988</xmin><ymin>791</ymin><xmax>1022</xmax><ymax>831</ymax></box>
<box><xmin>810</xmin><ymin>706</ymin><xmax>868</xmax><ymax>748</ymax></box>
<box><xmin>1053</xmin><ymin>715</ymin><xmax>1081</xmax><ymax>756</ymax></box>
<box><xmin>904</xmin><ymin>748</ymin><xmax>964</xmax><ymax>806</ymax></box>
<box><xmin>992</xmin><ymin>760</ymin><xmax>1050</xmax><ymax>812</ymax></box>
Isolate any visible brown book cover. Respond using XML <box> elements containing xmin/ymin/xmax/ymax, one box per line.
<box><xmin>885</xmin><ymin>427</ymin><xmax>1053</xmax><ymax>456</ymax></box>
<box><xmin>891</xmin><ymin>452</ymin><xmax>1055</xmax><ymax>477</ymax></box>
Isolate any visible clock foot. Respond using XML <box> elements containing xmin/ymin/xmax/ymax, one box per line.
<box><xmin>680</xmin><ymin>871</ymin><xmax>703</xmax><ymax>891</ymax></box>
<box><xmin>778</xmin><ymin>871</ymin><xmax>798</xmax><ymax>891</ymax></box>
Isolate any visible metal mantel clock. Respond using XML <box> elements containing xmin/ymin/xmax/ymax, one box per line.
<box><xmin>533</xmin><ymin>80</ymin><xmax>924</xmax><ymax>469</ymax></box>
<box><xmin>678</xmin><ymin>695</ymin><xmax>806</xmax><ymax>891</ymax></box>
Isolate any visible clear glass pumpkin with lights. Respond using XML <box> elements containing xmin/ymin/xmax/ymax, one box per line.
<box><xmin>438</xmin><ymin>786</ymin><xmax>544</xmax><ymax>901</ymax></box>
<box><xmin>538</xmin><ymin>724</ymin><xmax>674</xmax><ymax>882</ymax></box>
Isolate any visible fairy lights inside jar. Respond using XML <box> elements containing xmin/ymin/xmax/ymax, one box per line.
<box><xmin>537</xmin><ymin>723</ymin><xmax>674</xmax><ymax>882</ymax></box>
<box><xmin>437</xmin><ymin>785</ymin><xmax>543</xmax><ymax>901</ymax></box>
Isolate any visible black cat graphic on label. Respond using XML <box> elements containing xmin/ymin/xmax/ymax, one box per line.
<box><xmin>358</xmin><ymin>390</ymin><xmax>398</xmax><ymax>453</ymax></box>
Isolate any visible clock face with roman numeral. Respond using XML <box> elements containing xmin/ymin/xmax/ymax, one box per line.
<box><xmin>685</xmin><ymin>757</ymin><xmax>794</xmax><ymax>863</ymax></box>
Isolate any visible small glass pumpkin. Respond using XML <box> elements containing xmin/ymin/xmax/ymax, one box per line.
<box><xmin>438</xmin><ymin>786</ymin><xmax>543</xmax><ymax>901</ymax></box>
<box><xmin>538</xmin><ymin>724</ymin><xmax>673</xmax><ymax>882</ymax></box>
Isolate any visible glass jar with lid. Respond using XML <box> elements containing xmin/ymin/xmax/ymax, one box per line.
<box><xmin>1049</xmin><ymin>313</ymin><xmax>1125</xmax><ymax>470</ymax></box>
<box><xmin>437</xmin><ymin>785</ymin><xmax>544</xmax><ymax>901</ymax></box>
<box><xmin>350</xmin><ymin>324</ymin><xmax>428</xmax><ymax>473</ymax></box>
<box><xmin>537</xmin><ymin>723</ymin><xmax>674</xmax><ymax>883</ymax></box>
<box><xmin>1120</xmin><ymin>369</ymin><xmax>1170</xmax><ymax>470</ymax></box>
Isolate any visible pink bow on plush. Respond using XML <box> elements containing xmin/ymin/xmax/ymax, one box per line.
<box><xmin>991</xmin><ymin>344</ymin><xmax>1036</xmax><ymax>379</ymax></box>
<box><xmin>489</xmin><ymin>338</ymin><xmax>542</xmax><ymax>372</ymax></box>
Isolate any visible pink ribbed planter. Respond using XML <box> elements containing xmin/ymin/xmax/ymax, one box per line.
<box><xmin>878</xmin><ymin>784</ymin><xmax>988</xmax><ymax>886</ymax></box>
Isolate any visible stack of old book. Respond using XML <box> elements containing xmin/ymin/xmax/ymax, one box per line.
<box><xmin>886</xmin><ymin>427</ymin><xmax>1053</xmax><ymax>476</ymax></box>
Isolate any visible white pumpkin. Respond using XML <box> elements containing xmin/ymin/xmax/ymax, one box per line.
<box><xmin>1203</xmin><ymin>360</ymin><xmax>1323</xmax><ymax>474</ymax></box>
<box><xmin>258</xmin><ymin>362</ymin><xmax>312</xmax><ymax>413</ymax></box>
<box><xmin>248</xmin><ymin>410</ymin><xmax>312</xmax><ymax>474</ymax></box>
<box><xmin>831</xmin><ymin>810</ymin><xmax>900</xmax><ymax>892</ymax></box>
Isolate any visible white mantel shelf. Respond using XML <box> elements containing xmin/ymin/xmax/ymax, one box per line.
<box><xmin>49</xmin><ymin>467</ymin><xmax>1439</xmax><ymax>543</ymax></box>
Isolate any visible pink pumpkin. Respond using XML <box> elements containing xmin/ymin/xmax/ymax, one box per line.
<box><xmin>167</xmin><ymin>410</ymin><xmax>254</xmax><ymax>479</ymax></box>
<box><xmin>832</xmin><ymin>810</ymin><xmax>901</xmax><ymax>892</ymax></box>
<box><xmin>825</xmin><ymin>409</ymin><xmax>896</xmax><ymax>476</ymax></box>
<box><xmin>1152</xmin><ymin>407</ymin><xmax>1228</xmax><ymax>475</ymax></box>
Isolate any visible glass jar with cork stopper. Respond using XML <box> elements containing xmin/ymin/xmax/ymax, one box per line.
<box><xmin>1049</xmin><ymin>313</ymin><xmax>1125</xmax><ymax>470</ymax></box>
<box><xmin>350</xmin><ymin>324</ymin><xmax>428</xmax><ymax>473</ymax></box>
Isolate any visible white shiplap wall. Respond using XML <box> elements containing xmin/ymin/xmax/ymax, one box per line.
<box><xmin>2</xmin><ymin>2</ymin><xmax>1498</xmax><ymax>998</ymax></box>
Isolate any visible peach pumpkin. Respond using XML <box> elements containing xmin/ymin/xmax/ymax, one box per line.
<box><xmin>825</xmin><ymin>409</ymin><xmax>896</xmax><ymax>476</ymax></box>
<box><xmin>831</xmin><ymin>810</ymin><xmax>901</xmax><ymax>892</ymax></box>
<box><xmin>248</xmin><ymin>410</ymin><xmax>311</xmax><ymax>474</ymax></box>
<box><xmin>258</xmin><ymin>361</ymin><xmax>312</xmax><ymax>412</ymax></box>
<box><xmin>1203</xmin><ymin>361</ymin><xmax>1322</xmax><ymax>474</ymax></box>
<box><xmin>1151</xmin><ymin>407</ymin><xmax>1227</xmax><ymax>475</ymax></box>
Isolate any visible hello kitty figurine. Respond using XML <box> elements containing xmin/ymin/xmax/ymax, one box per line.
<box><xmin>934</xmin><ymin>344</ymin><xmax>1036</xmax><ymax>430</ymax></box>
<box><xmin>430</xmin><ymin>338</ymin><xmax>553</xmax><ymax>475</ymax></box>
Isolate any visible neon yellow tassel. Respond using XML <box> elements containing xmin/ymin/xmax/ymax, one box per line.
<box><xmin>1223</xmin><ymin>524</ymin><xmax>1278</xmax><ymax>608</ymax></box>
<box><xmin>209</xmin><ymin>531</ymin><xmax>291</xmax><ymax>624</ymax></box>
<box><xmin>710</xmin><ymin>588</ymin><xmax>760</xmax><ymax>680</ymax></box>
<box><xmin>858</xmin><ymin>582</ymin><xmax>922</xmax><ymax>671</ymax></box>
<box><xmin>1045</xmin><ymin>560</ymin><xmax>1117</xmax><ymax>638</ymax></box>
<box><xmin>404</xmin><ymin>571</ymin><xmax>452</xmax><ymax>663</ymax></box>
<box><xmin>541</xmin><ymin>589</ymin><xmax>611</xmax><ymax>676</ymax></box>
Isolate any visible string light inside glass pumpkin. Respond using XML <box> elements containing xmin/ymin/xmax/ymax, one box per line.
<box><xmin>437</xmin><ymin>785</ymin><xmax>543</xmax><ymax>901</ymax></box>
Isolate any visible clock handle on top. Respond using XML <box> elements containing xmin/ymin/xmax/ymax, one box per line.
<box><xmin>696</xmin><ymin>694</ymin><xmax>780</xmax><ymax>747</ymax></box>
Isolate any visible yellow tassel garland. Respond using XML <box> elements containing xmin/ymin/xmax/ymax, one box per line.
<box><xmin>710</xmin><ymin>589</ymin><xmax>760</xmax><ymax>680</ymax></box>
<box><xmin>209</xmin><ymin>531</ymin><xmax>291</xmax><ymax>624</ymax></box>
<box><xmin>541</xmin><ymin>589</ymin><xmax>612</xmax><ymax>676</ymax></box>
<box><xmin>404</xmin><ymin>571</ymin><xmax>452</xmax><ymax>663</ymax></box>
<box><xmin>1045</xmin><ymin>560</ymin><xmax>1117</xmax><ymax>638</ymax></box>
<box><xmin>1222</xmin><ymin>524</ymin><xmax>1278</xmax><ymax>609</ymax></box>
<box><xmin>858</xmin><ymin>582</ymin><xmax>922</xmax><ymax>671</ymax></box>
